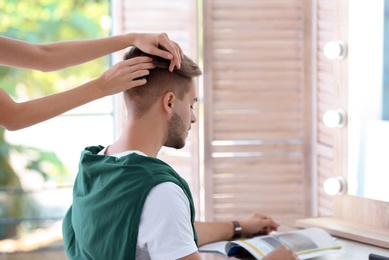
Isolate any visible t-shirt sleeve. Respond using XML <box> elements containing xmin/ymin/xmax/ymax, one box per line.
<box><xmin>137</xmin><ymin>182</ymin><xmax>198</xmax><ymax>260</ymax></box>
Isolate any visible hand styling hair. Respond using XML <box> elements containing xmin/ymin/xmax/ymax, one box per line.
<box><xmin>123</xmin><ymin>47</ymin><xmax>202</xmax><ymax>115</ymax></box>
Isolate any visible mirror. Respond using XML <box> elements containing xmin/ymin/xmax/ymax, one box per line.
<box><xmin>348</xmin><ymin>0</ymin><xmax>389</xmax><ymax>202</ymax></box>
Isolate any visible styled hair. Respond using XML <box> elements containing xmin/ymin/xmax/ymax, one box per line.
<box><xmin>123</xmin><ymin>47</ymin><xmax>202</xmax><ymax>115</ymax></box>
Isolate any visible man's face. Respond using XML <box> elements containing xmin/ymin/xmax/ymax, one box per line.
<box><xmin>164</xmin><ymin>80</ymin><xmax>197</xmax><ymax>149</ymax></box>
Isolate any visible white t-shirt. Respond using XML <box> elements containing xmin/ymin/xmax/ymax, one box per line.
<box><xmin>98</xmin><ymin>148</ymin><xmax>198</xmax><ymax>259</ymax></box>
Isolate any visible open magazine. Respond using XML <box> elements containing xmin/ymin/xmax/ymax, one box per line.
<box><xmin>199</xmin><ymin>227</ymin><xmax>343</xmax><ymax>259</ymax></box>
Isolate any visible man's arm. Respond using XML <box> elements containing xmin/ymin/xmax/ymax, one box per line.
<box><xmin>195</xmin><ymin>212</ymin><xmax>280</xmax><ymax>246</ymax></box>
<box><xmin>194</xmin><ymin>221</ymin><xmax>235</xmax><ymax>246</ymax></box>
<box><xmin>195</xmin><ymin>216</ymin><xmax>298</xmax><ymax>260</ymax></box>
<box><xmin>178</xmin><ymin>251</ymin><xmax>202</xmax><ymax>260</ymax></box>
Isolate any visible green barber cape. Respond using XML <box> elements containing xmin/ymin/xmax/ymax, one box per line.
<box><xmin>62</xmin><ymin>146</ymin><xmax>198</xmax><ymax>260</ymax></box>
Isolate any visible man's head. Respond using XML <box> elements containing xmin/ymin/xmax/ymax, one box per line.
<box><xmin>123</xmin><ymin>47</ymin><xmax>202</xmax><ymax>149</ymax></box>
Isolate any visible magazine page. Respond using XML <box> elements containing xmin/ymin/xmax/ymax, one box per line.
<box><xmin>226</xmin><ymin>236</ymin><xmax>274</xmax><ymax>259</ymax></box>
<box><xmin>199</xmin><ymin>241</ymin><xmax>228</xmax><ymax>256</ymax></box>
<box><xmin>226</xmin><ymin>228</ymin><xmax>343</xmax><ymax>260</ymax></box>
<box><xmin>271</xmin><ymin>227</ymin><xmax>342</xmax><ymax>259</ymax></box>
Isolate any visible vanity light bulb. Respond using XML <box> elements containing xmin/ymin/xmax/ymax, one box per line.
<box><xmin>324</xmin><ymin>177</ymin><xmax>346</xmax><ymax>196</ymax></box>
<box><xmin>323</xmin><ymin>110</ymin><xmax>341</xmax><ymax>128</ymax></box>
<box><xmin>323</xmin><ymin>41</ymin><xmax>347</xmax><ymax>60</ymax></box>
<box><xmin>323</xmin><ymin>109</ymin><xmax>347</xmax><ymax>128</ymax></box>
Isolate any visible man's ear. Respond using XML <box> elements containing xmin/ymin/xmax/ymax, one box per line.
<box><xmin>162</xmin><ymin>92</ymin><xmax>176</xmax><ymax>114</ymax></box>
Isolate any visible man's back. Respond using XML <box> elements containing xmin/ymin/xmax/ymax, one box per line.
<box><xmin>62</xmin><ymin>146</ymin><xmax>197</xmax><ymax>260</ymax></box>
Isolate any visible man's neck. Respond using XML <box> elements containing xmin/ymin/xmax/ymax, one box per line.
<box><xmin>106</xmin><ymin>117</ymin><xmax>165</xmax><ymax>158</ymax></box>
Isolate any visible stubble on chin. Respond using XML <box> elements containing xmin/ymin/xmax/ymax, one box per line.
<box><xmin>164</xmin><ymin>112</ymin><xmax>187</xmax><ymax>149</ymax></box>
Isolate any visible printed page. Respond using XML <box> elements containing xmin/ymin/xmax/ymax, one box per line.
<box><xmin>226</xmin><ymin>238</ymin><xmax>274</xmax><ymax>259</ymax></box>
<box><xmin>279</xmin><ymin>228</ymin><xmax>343</xmax><ymax>259</ymax></box>
<box><xmin>225</xmin><ymin>228</ymin><xmax>342</xmax><ymax>260</ymax></box>
<box><xmin>198</xmin><ymin>241</ymin><xmax>228</xmax><ymax>256</ymax></box>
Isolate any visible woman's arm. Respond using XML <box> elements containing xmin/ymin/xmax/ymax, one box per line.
<box><xmin>0</xmin><ymin>56</ymin><xmax>154</xmax><ymax>131</ymax></box>
<box><xmin>0</xmin><ymin>32</ymin><xmax>183</xmax><ymax>130</ymax></box>
<box><xmin>0</xmin><ymin>33</ymin><xmax>182</xmax><ymax>72</ymax></box>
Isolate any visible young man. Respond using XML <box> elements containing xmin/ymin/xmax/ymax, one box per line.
<box><xmin>62</xmin><ymin>47</ymin><xmax>298</xmax><ymax>260</ymax></box>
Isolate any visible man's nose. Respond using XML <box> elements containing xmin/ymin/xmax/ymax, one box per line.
<box><xmin>191</xmin><ymin>112</ymin><xmax>197</xmax><ymax>123</ymax></box>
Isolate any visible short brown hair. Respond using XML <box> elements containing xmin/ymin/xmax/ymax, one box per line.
<box><xmin>123</xmin><ymin>47</ymin><xmax>202</xmax><ymax>115</ymax></box>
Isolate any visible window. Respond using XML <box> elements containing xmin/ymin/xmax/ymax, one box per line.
<box><xmin>0</xmin><ymin>0</ymin><xmax>112</xmax><ymax>254</ymax></box>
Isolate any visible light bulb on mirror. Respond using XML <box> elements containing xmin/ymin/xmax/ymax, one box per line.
<box><xmin>323</xmin><ymin>109</ymin><xmax>347</xmax><ymax>128</ymax></box>
<box><xmin>323</xmin><ymin>176</ymin><xmax>347</xmax><ymax>196</ymax></box>
<box><xmin>323</xmin><ymin>41</ymin><xmax>347</xmax><ymax>60</ymax></box>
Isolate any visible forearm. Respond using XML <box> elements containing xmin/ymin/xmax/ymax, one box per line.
<box><xmin>37</xmin><ymin>34</ymin><xmax>134</xmax><ymax>71</ymax></box>
<box><xmin>0</xmin><ymin>34</ymin><xmax>135</xmax><ymax>72</ymax></box>
<box><xmin>194</xmin><ymin>221</ymin><xmax>234</xmax><ymax>246</ymax></box>
<box><xmin>194</xmin><ymin>212</ymin><xmax>281</xmax><ymax>247</ymax></box>
<box><xmin>0</xmin><ymin>33</ymin><xmax>182</xmax><ymax>73</ymax></box>
<box><xmin>1</xmin><ymin>55</ymin><xmax>154</xmax><ymax>131</ymax></box>
<box><xmin>1</xmin><ymin>80</ymin><xmax>102</xmax><ymax>130</ymax></box>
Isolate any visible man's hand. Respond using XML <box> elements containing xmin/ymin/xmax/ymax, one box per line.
<box><xmin>239</xmin><ymin>212</ymin><xmax>280</xmax><ymax>237</ymax></box>
<box><xmin>263</xmin><ymin>245</ymin><xmax>299</xmax><ymax>260</ymax></box>
<box><xmin>132</xmin><ymin>33</ymin><xmax>184</xmax><ymax>72</ymax></box>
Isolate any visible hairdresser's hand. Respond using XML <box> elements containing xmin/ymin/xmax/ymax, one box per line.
<box><xmin>96</xmin><ymin>56</ymin><xmax>155</xmax><ymax>97</ymax></box>
<box><xmin>263</xmin><ymin>245</ymin><xmax>299</xmax><ymax>260</ymax></box>
<box><xmin>131</xmin><ymin>33</ymin><xmax>183</xmax><ymax>72</ymax></box>
<box><xmin>239</xmin><ymin>212</ymin><xmax>280</xmax><ymax>238</ymax></box>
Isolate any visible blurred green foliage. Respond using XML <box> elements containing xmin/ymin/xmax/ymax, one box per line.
<box><xmin>0</xmin><ymin>0</ymin><xmax>110</xmax><ymax>97</ymax></box>
<box><xmin>0</xmin><ymin>0</ymin><xmax>110</xmax><ymax>239</ymax></box>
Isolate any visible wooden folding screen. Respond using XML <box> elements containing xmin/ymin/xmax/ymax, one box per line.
<box><xmin>202</xmin><ymin>0</ymin><xmax>313</xmax><ymax>222</ymax></box>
